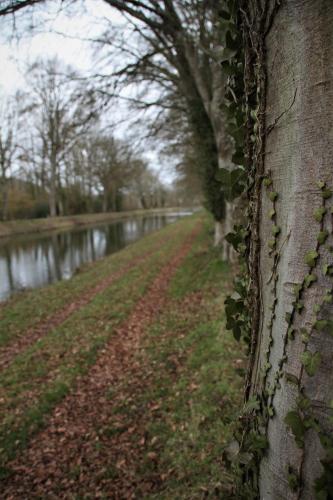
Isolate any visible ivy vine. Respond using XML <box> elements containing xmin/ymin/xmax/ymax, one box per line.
<box><xmin>219</xmin><ymin>1</ymin><xmax>333</xmax><ymax>499</ymax></box>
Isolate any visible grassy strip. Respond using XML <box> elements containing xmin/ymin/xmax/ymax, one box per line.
<box><xmin>142</xmin><ymin>320</ymin><xmax>244</xmax><ymax>499</ymax></box>
<box><xmin>0</xmin><ymin>216</ymin><xmax>200</xmax><ymax>470</ymax></box>
<box><xmin>0</xmin><ymin>214</ymin><xmax>193</xmax><ymax>347</ymax></box>
<box><xmin>168</xmin><ymin>213</ymin><xmax>230</xmax><ymax>299</ymax></box>
<box><xmin>141</xmin><ymin>228</ymin><xmax>244</xmax><ymax>498</ymax></box>
<box><xmin>89</xmin><ymin>217</ymin><xmax>245</xmax><ymax>498</ymax></box>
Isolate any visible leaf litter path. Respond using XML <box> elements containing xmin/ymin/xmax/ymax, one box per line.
<box><xmin>1</xmin><ymin>222</ymin><xmax>201</xmax><ymax>499</ymax></box>
<box><xmin>0</xmin><ymin>235</ymin><xmax>170</xmax><ymax>373</ymax></box>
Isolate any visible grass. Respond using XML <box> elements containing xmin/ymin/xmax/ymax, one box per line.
<box><xmin>0</xmin><ymin>213</ymin><xmax>185</xmax><ymax>346</ymax></box>
<box><xmin>91</xmin><ymin>216</ymin><xmax>246</xmax><ymax>498</ymax></box>
<box><xmin>0</xmin><ymin>212</ymin><xmax>246</xmax><ymax>497</ymax></box>
<box><xmin>0</xmin><ymin>215</ymin><xmax>199</xmax><ymax>467</ymax></box>
<box><xmin>146</xmin><ymin>258</ymin><xmax>244</xmax><ymax>496</ymax></box>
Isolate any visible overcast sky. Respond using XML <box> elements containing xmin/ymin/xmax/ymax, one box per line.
<box><xmin>0</xmin><ymin>0</ymin><xmax>176</xmax><ymax>183</ymax></box>
<box><xmin>0</xmin><ymin>1</ymin><xmax>111</xmax><ymax>91</ymax></box>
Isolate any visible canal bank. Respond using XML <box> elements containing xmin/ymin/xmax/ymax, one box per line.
<box><xmin>0</xmin><ymin>212</ymin><xmax>245</xmax><ymax>498</ymax></box>
<box><xmin>0</xmin><ymin>211</ymin><xmax>195</xmax><ymax>302</ymax></box>
<box><xmin>0</xmin><ymin>207</ymin><xmax>196</xmax><ymax>239</ymax></box>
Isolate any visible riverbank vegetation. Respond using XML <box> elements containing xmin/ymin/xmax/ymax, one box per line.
<box><xmin>0</xmin><ymin>206</ymin><xmax>190</xmax><ymax>238</ymax></box>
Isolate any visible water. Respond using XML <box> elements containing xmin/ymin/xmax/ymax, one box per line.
<box><xmin>0</xmin><ymin>212</ymin><xmax>192</xmax><ymax>302</ymax></box>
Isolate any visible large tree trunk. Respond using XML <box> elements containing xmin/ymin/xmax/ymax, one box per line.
<box><xmin>247</xmin><ymin>1</ymin><xmax>333</xmax><ymax>498</ymax></box>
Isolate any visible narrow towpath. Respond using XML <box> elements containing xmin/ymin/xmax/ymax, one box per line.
<box><xmin>1</xmin><ymin>224</ymin><xmax>201</xmax><ymax>499</ymax></box>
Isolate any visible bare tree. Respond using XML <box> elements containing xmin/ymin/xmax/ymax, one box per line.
<box><xmin>88</xmin><ymin>133</ymin><xmax>128</xmax><ymax>212</ymax></box>
<box><xmin>93</xmin><ymin>0</ymin><xmax>230</xmax><ymax>243</ymax></box>
<box><xmin>23</xmin><ymin>57</ymin><xmax>97</xmax><ymax>216</ymax></box>
<box><xmin>127</xmin><ymin>158</ymin><xmax>164</xmax><ymax>209</ymax></box>
<box><xmin>0</xmin><ymin>0</ymin><xmax>234</xmax><ymax>247</ymax></box>
<box><xmin>0</xmin><ymin>0</ymin><xmax>44</xmax><ymax>16</ymax></box>
<box><xmin>0</xmin><ymin>94</ymin><xmax>21</xmax><ymax>220</ymax></box>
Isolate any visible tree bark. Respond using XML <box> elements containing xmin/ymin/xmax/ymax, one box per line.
<box><xmin>49</xmin><ymin>156</ymin><xmax>57</xmax><ymax>218</ymax></box>
<box><xmin>214</xmin><ymin>220</ymin><xmax>224</xmax><ymax>248</ymax></box>
<box><xmin>0</xmin><ymin>179</ymin><xmax>9</xmax><ymax>221</ymax></box>
<box><xmin>249</xmin><ymin>1</ymin><xmax>333</xmax><ymax>498</ymax></box>
<box><xmin>102</xmin><ymin>188</ymin><xmax>108</xmax><ymax>213</ymax></box>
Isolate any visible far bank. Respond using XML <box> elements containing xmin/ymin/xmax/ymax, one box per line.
<box><xmin>0</xmin><ymin>207</ymin><xmax>197</xmax><ymax>239</ymax></box>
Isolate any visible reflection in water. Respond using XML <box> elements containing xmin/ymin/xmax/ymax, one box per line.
<box><xmin>0</xmin><ymin>213</ymin><xmax>191</xmax><ymax>302</ymax></box>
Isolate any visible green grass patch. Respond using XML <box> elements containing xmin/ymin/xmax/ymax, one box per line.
<box><xmin>169</xmin><ymin>215</ymin><xmax>229</xmax><ymax>298</ymax></box>
<box><xmin>0</xmin><ymin>215</ymin><xmax>194</xmax><ymax>347</ymax></box>
<box><xmin>139</xmin><ymin>317</ymin><xmax>244</xmax><ymax>499</ymax></box>
<box><xmin>0</xmin><ymin>215</ymin><xmax>201</xmax><ymax>466</ymax></box>
<box><xmin>0</xmin><ymin>212</ymin><xmax>245</xmax><ymax>498</ymax></box>
<box><xmin>98</xmin><ymin>219</ymin><xmax>245</xmax><ymax>498</ymax></box>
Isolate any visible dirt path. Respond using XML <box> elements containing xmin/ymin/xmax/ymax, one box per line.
<box><xmin>1</xmin><ymin>223</ymin><xmax>200</xmax><ymax>499</ymax></box>
<box><xmin>0</xmin><ymin>236</ymin><xmax>169</xmax><ymax>373</ymax></box>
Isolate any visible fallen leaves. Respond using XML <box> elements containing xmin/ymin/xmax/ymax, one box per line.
<box><xmin>0</xmin><ymin>223</ymin><xmax>201</xmax><ymax>499</ymax></box>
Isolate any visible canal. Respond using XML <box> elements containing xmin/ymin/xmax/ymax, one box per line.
<box><xmin>0</xmin><ymin>212</ymin><xmax>192</xmax><ymax>302</ymax></box>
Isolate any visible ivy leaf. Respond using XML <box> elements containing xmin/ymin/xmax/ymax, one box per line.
<box><xmin>224</xmin><ymin>293</ymin><xmax>249</xmax><ymax>342</ymax></box>
<box><xmin>216</xmin><ymin>167</ymin><xmax>247</xmax><ymax>201</ymax></box>
<box><xmin>300</xmin><ymin>328</ymin><xmax>310</xmax><ymax>344</ymax></box>
<box><xmin>263</xmin><ymin>177</ymin><xmax>272</xmax><ymax>187</ymax></box>
<box><xmin>268</xmin><ymin>208</ymin><xmax>276</xmax><ymax>219</ymax></box>
<box><xmin>269</xmin><ymin>191</ymin><xmax>278</xmax><ymax>202</ymax></box>
<box><xmin>225</xmin><ymin>231</ymin><xmax>243</xmax><ymax>252</ymax></box>
<box><xmin>301</xmin><ymin>351</ymin><xmax>321</xmax><ymax>376</ymax></box>
<box><xmin>232</xmin><ymin>149</ymin><xmax>244</xmax><ymax>165</ymax></box>
<box><xmin>297</xmin><ymin>395</ymin><xmax>311</xmax><ymax>411</ymax></box>
<box><xmin>227</xmin><ymin>121</ymin><xmax>245</xmax><ymax>143</ymax></box>
<box><xmin>285</xmin><ymin>312</ymin><xmax>292</xmax><ymax>323</ymax></box>
<box><xmin>293</xmin><ymin>284</ymin><xmax>303</xmax><ymax>298</ymax></box>
<box><xmin>322</xmin><ymin>188</ymin><xmax>332</xmax><ymax>199</ymax></box>
<box><xmin>288</xmin><ymin>468</ymin><xmax>299</xmax><ymax>491</ymax></box>
<box><xmin>265</xmin><ymin>405</ymin><xmax>274</xmax><ymax>418</ymax></box>
<box><xmin>223</xmin><ymin>439</ymin><xmax>240</xmax><ymax>463</ymax></box>
<box><xmin>247</xmin><ymin>433</ymin><xmax>268</xmax><ymax>452</ymax></box>
<box><xmin>317</xmin><ymin>231</ymin><xmax>329</xmax><ymax>245</ymax></box>
<box><xmin>304</xmin><ymin>250</ymin><xmax>319</xmax><ymax>268</ymax></box>
<box><xmin>294</xmin><ymin>300</ymin><xmax>304</xmax><ymax>313</ymax></box>
<box><xmin>304</xmin><ymin>416</ymin><xmax>320</xmax><ymax>432</ymax></box>
<box><xmin>313</xmin><ymin>207</ymin><xmax>327</xmax><ymax>222</ymax></box>
<box><xmin>243</xmin><ymin>396</ymin><xmax>260</xmax><ymax>414</ymax></box>
<box><xmin>322</xmin><ymin>264</ymin><xmax>333</xmax><ymax>276</ymax></box>
<box><xmin>304</xmin><ymin>273</ymin><xmax>317</xmax><ymax>288</ymax></box>
<box><xmin>314</xmin><ymin>320</ymin><xmax>328</xmax><ymax>331</ymax></box>
<box><xmin>323</xmin><ymin>293</ymin><xmax>333</xmax><ymax>304</ymax></box>
<box><xmin>287</xmin><ymin>327</ymin><xmax>295</xmax><ymax>340</ymax></box>
<box><xmin>272</xmin><ymin>225</ymin><xmax>281</xmax><ymax>236</ymax></box>
<box><xmin>315</xmin><ymin>319</ymin><xmax>333</xmax><ymax>336</ymax></box>
<box><xmin>285</xmin><ymin>410</ymin><xmax>305</xmax><ymax>448</ymax></box>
